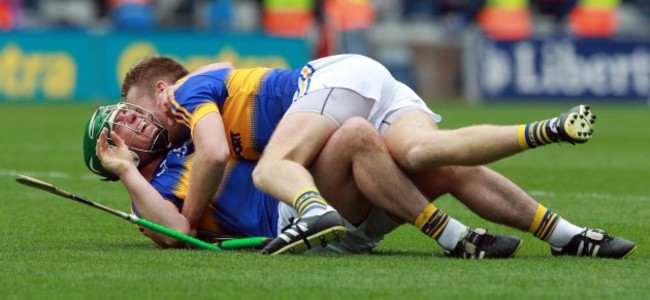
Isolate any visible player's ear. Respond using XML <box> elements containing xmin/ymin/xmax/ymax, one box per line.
<box><xmin>155</xmin><ymin>80</ymin><xmax>168</xmax><ymax>93</ymax></box>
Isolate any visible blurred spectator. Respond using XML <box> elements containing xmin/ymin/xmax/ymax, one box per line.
<box><xmin>262</xmin><ymin>0</ymin><xmax>315</xmax><ymax>37</ymax></box>
<box><xmin>477</xmin><ymin>0</ymin><xmax>532</xmax><ymax>40</ymax></box>
<box><xmin>317</xmin><ymin>0</ymin><xmax>375</xmax><ymax>56</ymax></box>
<box><xmin>402</xmin><ymin>0</ymin><xmax>437</xmax><ymax>20</ymax></box>
<box><xmin>531</xmin><ymin>0</ymin><xmax>576</xmax><ymax>22</ymax></box>
<box><xmin>627</xmin><ymin>0</ymin><xmax>650</xmax><ymax>18</ymax></box>
<box><xmin>229</xmin><ymin>0</ymin><xmax>261</xmax><ymax>31</ymax></box>
<box><xmin>0</xmin><ymin>0</ymin><xmax>23</xmax><ymax>30</ymax></box>
<box><xmin>51</xmin><ymin>0</ymin><xmax>102</xmax><ymax>27</ymax></box>
<box><xmin>19</xmin><ymin>0</ymin><xmax>101</xmax><ymax>28</ymax></box>
<box><xmin>400</xmin><ymin>0</ymin><xmax>485</xmax><ymax>37</ymax></box>
<box><xmin>155</xmin><ymin>0</ymin><xmax>195</xmax><ymax>28</ymax></box>
<box><xmin>618</xmin><ymin>0</ymin><xmax>650</xmax><ymax>36</ymax></box>
<box><xmin>109</xmin><ymin>0</ymin><xmax>155</xmax><ymax>29</ymax></box>
<box><xmin>203</xmin><ymin>0</ymin><xmax>234</xmax><ymax>30</ymax></box>
<box><xmin>568</xmin><ymin>0</ymin><xmax>619</xmax><ymax>37</ymax></box>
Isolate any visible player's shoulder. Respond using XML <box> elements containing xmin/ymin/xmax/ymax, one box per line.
<box><xmin>174</xmin><ymin>69</ymin><xmax>231</xmax><ymax>103</ymax></box>
<box><xmin>181</xmin><ymin>68</ymin><xmax>230</xmax><ymax>88</ymax></box>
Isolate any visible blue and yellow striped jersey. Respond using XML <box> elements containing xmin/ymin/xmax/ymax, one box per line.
<box><xmin>131</xmin><ymin>140</ymin><xmax>279</xmax><ymax>238</ymax></box>
<box><xmin>170</xmin><ymin>67</ymin><xmax>301</xmax><ymax>161</ymax></box>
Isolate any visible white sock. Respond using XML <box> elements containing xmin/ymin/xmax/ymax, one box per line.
<box><xmin>548</xmin><ymin>117</ymin><xmax>559</xmax><ymax>133</ymax></box>
<box><xmin>547</xmin><ymin>219</ymin><xmax>584</xmax><ymax>247</ymax></box>
<box><xmin>301</xmin><ymin>205</ymin><xmax>333</xmax><ymax>218</ymax></box>
<box><xmin>436</xmin><ymin>218</ymin><xmax>468</xmax><ymax>251</ymax></box>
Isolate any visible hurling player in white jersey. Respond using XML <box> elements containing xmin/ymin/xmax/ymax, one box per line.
<box><xmin>254</xmin><ymin>54</ymin><xmax>636</xmax><ymax>258</ymax></box>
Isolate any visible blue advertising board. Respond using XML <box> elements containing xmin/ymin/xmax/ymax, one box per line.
<box><xmin>0</xmin><ymin>30</ymin><xmax>309</xmax><ymax>103</ymax></box>
<box><xmin>466</xmin><ymin>34</ymin><xmax>650</xmax><ymax>102</ymax></box>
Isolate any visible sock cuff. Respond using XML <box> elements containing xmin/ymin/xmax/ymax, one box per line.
<box><xmin>517</xmin><ymin>124</ymin><xmax>531</xmax><ymax>150</ymax></box>
<box><xmin>415</xmin><ymin>203</ymin><xmax>450</xmax><ymax>239</ymax></box>
<box><xmin>528</xmin><ymin>204</ymin><xmax>547</xmax><ymax>233</ymax></box>
<box><xmin>415</xmin><ymin>203</ymin><xmax>437</xmax><ymax>229</ymax></box>
<box><xmin>529</xmin><ymin>204</ymin><xmax>560</xmax><ymax>240</ymax></box>
<box><xmin>293</xmin><ymin>187</ymin><xmax>326</xmax><ymax>215</ymax></box>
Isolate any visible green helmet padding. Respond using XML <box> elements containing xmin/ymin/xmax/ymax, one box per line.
<box><xmin>83</xmin><ymin>104</ymin><xmax>123</xmax><ymax>180</ymax></box>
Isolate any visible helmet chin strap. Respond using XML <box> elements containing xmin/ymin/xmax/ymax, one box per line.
<box><xmin>129</xmin><ymin>150</ymin><xmax>140</xmax><ymax>167</ymax></box>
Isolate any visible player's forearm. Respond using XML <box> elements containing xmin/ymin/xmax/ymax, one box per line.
<box><xmin>182</xmin><ymin>112</ymin><xmax>230</xmax><ymax>226</ymax></box>
<box><xmin>120</xmin><ymin>167</ymin><xmax>190</xmax><ymax>246</ymax></box>
<box><xmin>182</xmin><ymin>152</ymin><xmax>227</xmax><ymax>226</ymax></box>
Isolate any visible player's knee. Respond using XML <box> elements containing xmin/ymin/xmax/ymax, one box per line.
<box><xmin>251</xmin><ymin>163</ymin><xmax>269</xmax><ymax>191</ymax></box>
<box><xmin>391</xmin><ymin>144</ymin><xmax>428</xmax><ymax>171</ymax></box>
<box><xmin>335</xmin><ymin>117</ymin><xmax>384</xmax><ymax>152</ymax></box>
<box><xmin>395</xmin><ymin>140</ymin><xmax>456</xmax><ymax>171</ymax></box>
<box><xmin>339</xmin><ymin>117</ymin><xmax>375</xmax><ymax>136</ymax></box>
<box><xmin>252</xmin><ymin>158</ymin><xmax>285</xmax><ymax>193</ymax></box>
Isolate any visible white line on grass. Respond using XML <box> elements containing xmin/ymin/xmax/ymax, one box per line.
<box><xmin>528</xmin><ymin>190</ymin><xmax>649</xmax><ymax>202</ymax></box>
<box><xmin>0</xmin><ymin>169</ymin><xmax>103</xmax><ymax>181</ymax></box>
<box><xmin>0</xmin><ymin>169</ymin><xmax>70</xmax><ymax>179</ymax></box>
<box><xmin>4</xmin><ymin>169</ymin><xmax>648</xmax><ymax>202</ymax></box>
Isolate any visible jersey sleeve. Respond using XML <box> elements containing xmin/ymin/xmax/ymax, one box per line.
<box><xmin>170</xmin><ymin>70</ymin><xmax>230</xmax><ymax>139</ymax></box>
<box><xmin>130</xmin><ymin>145</ymin><xmax>193</xmax><ymax>235</ymax></box>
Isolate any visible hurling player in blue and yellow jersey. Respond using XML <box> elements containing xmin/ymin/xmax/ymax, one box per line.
<box><xmin>99</xmin><ymin>56</ymin><xmax>634</xmax><ymax>258</ymax></box>
<box><xmin>118</xmin><ymin>58</ymin><xmax>341</xmax><ymax>248</ymax></box>
<box><xmin>84</xmin><ymin>103</ymin><xmax>434</xmax><ymax>253</ymax></box>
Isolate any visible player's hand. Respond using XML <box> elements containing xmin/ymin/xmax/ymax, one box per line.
<box><xmin>95</xmin><ymin>128</ymin><xmax>138</xmax><ymax>177</ymax></box>
<box><xmin>159</xmin><ymin>83</ymin><xmax>180</xmax><ymax>113</ymax></box>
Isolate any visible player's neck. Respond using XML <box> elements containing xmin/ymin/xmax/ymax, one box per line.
<box><xmin>139</xmin><ymin>155</ymin><xmax>164</xmax><ymax>180</ymax></box>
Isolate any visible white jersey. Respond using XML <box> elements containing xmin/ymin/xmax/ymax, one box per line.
<box><xmin>293</xmin><ymin>54</ymin><xmax>441</xmax><ymax>130</ymax></box>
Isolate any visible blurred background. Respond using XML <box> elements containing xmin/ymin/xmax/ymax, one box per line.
<box><xmin>1</xmin><ymin>0</ymin><xmax>650</xmax><ymax>104</ymax></box>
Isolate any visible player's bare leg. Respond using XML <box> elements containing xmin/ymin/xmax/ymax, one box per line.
<box><xmin>410</xmin><ymin>166</ymin><xmax>537</xmax><ymax>230</ymax></box>
<box><xmin>312</xmin><ymin>118</ymin><xmax>521</xmax><ymax>259</ymax></box>
<box><xmin>383</xmin><ymin>105</ymin><xmax>596</xmax><ymax>171</ymax></box>
<box><xmin>254</xmin><ymin>113</ymin><xmax>348</xmax><ymax>255</ymax></box>
<box><xmin>310</xmin><ymin>117</ymin><xmax>426</xmax><ymax>224</ymax></box>
<box><xmin>410</xmin><ymin>165</ymin><xmax>636</xmax><ymax>258</ymax></box>
<box><xmin>384</xmin><ymin>110</ymin><xmax>521</xmax><ymax>169</ymax></box>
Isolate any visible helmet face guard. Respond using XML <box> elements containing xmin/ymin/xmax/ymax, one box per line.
<box><xmin>83</xmin><ymin>103</ymin><xmax>169</xmax><ymax>180</ymax></box>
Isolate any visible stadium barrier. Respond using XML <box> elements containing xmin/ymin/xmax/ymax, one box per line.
<box><xmin>463</xmin><ymin>32</ymin><xmax>650</xmax><ymax>103</ymax></box>
<box><xmin>0</xmin><ymin>30</ymin><xmax>309</xmax><ymax>103</ymax></box>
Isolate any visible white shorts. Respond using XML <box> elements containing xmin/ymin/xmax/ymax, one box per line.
<box><xmin>288</xmin><ymin>54</ymin><xmax>442</xmax><ymax>131</ymax></box>
<box><xmin>276</xmin><ymin>202</ymin><xmax>401</xmax><ymax>254</ymax></box>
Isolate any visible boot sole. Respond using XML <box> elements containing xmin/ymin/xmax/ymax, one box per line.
<box><xmin>269</xmin><ymin>226</ymin><xmax>347</xmax><ymax>256</ymax></box>
<box><xmin>560</xmin><ymin>105</ymin><xmax>595</xmax><ymax>143</ymax></box>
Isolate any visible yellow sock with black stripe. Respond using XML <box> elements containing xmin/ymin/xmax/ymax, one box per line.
<box><xmin>415</xmin><ymin>203</ymin><xmax>468</xmax><ymax>251</ymax></box>
<box><xmin>528</xmin><ymin>204</ymin><xmax>583</xmax><ymax>247</ymax></box>
<box><xmin>517</xmin><ymin>118</ymin><xmax>559</xmax><ymax>150</ymax></box>
<box><xmin>293</xmin><ymin>187</ymin><xmax>329</xmax><ymax>217</ymax></box>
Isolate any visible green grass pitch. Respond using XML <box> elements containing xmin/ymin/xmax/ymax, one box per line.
<box><xmin>1</xmin><ymin>102</ymin><xmax>648</xmax><ymax>299</ymax></box>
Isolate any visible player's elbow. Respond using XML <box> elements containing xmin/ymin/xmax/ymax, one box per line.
<box><xmin>200</xmin><ymin>145</ymin><xmax>230</xmax><ymax>168</ymax></box>
<box><xmin>146</xmin><ymin>226</ymin><xmax>191</xmax><ymax>249</ymax></box>
<box><xmin>155</xmin><ymin>237</ymin><xmax>185</xmax><ymax>249</ymax></box>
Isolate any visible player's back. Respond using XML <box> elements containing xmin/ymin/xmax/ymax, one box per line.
<box><xmin>173</xmin><ymin>67</ymin><xmax>300</xmax><ymax>161</ymax></box>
